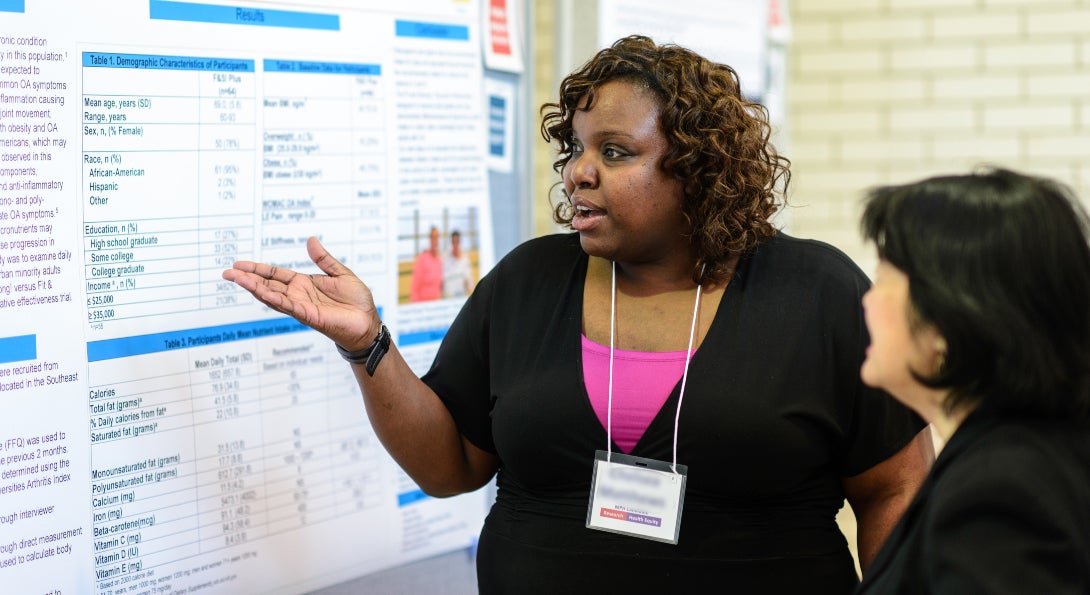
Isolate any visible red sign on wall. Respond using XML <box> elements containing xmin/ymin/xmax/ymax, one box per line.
<box><xmin>489</xmin><ymin>0</ymin><xmax>511</xmax><ymax>56</ymax></box>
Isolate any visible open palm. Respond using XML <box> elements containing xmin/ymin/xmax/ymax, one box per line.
<box><xmin>222</xmin><ymin>236</ymin><xmax>379</xmax><ymax>351</ymax></box>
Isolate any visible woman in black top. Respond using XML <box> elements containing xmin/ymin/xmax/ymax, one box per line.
<box><xmin>856</xmin><ymin>167</ymin><xmax>1090</xmax><ymax>594</ymax></box>
<box><xmin>224</xmin><ymin>36</ymin><xmax>931</xmax><ymax>593</ymax></box>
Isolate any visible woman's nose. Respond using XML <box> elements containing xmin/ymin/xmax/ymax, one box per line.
<box><xmin>567</xmin><ymin>153</ymin><xmax>597</xmax><ymax>189</ymax></box>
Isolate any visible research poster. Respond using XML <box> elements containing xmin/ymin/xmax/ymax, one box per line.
<box><xmin>0</xmin><ymin>1</ymin><xmax>494</xmax><ymax>593</ymax></box>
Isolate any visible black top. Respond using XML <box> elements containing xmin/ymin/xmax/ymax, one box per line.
<box><xmin>857</xmin><ymin>407</ymin><xmax>1090</xmax><ymax>594</ymax></box>
<box><xmin>424</xmin><ymin>232</ymin><xmax>925</xmax><ymax>594</ymax></box>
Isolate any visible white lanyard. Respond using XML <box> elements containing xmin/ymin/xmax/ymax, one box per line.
<box><xmin>606</xmin><ymin>261</ymin><xmax>703</xmax><ymax>474</ymax></box>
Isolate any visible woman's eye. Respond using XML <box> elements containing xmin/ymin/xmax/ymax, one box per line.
<box><xmin>603</xmin><ymin>146</ymin><xmax>624</xmax><ymax>159</ymax></box>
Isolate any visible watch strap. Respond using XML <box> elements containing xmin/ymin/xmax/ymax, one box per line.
<box><xmin>336</xmin><ymin>323</ymin><xmax>390</xmax><ymax>376</ymax></box>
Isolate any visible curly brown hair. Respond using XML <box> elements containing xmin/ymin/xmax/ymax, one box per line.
<box><xmin>540</xmin><ymin>35</ymin><xmax>790</xmax><ymax>285</ymax></box>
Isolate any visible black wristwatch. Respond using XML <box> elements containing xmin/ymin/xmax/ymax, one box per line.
<box><xmin>336</xmin><ymin>323</ymin><xmax>390</xmax><ymax>376</ymax></box>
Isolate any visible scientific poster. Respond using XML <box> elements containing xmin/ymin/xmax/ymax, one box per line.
<box><xmin>0</xmin><ymin>1</ymin><xmax>493</xmax><ymax>593</ymax></box>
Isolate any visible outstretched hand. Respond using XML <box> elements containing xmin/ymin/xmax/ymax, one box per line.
<box><xmin>222</xmin><ymin>236</ymin><xmax>379</xmax><ymax>351</ymax></box>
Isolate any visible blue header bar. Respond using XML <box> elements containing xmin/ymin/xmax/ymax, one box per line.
<box><xmin>395</xmin><ymin>20</ymin><xmax>469</xmax><ymax>41</ymax></box>
<box><xmin>397</xmin><ymin>488</ymin><xmax>430</xmax><ymax>507</ymax></box>
<box><xmin>87</xmin><ymin>318</ymin><xmax>310</xmax><ymax>362</ymax></box>
<box><xmin>150</xmin><ymin>0</ymin><xmax>339</xmax><ymax>31</ymax></box>
<box><xmin>264</xmin><ymin>59</ymin><xmax>381</xmax><ymax>76</ymax></box>
<box><xmin>83</xmin><ymin>52</ymin><xmax>254</xmax><ymax>72</ymax></box>
<box><xmin>0</xmin><ymin>335</ymin><xmax>36</xmax><ymax>364</ymax></box>
<box><xmin>399</xmin><ymin>327</ymin><xmax>448</xmax><ymax>347</ymax></box>
<box><xmin>0</xmin><ymin>0</ymin><xmax>25</xmax><ymax>13</ymax></box>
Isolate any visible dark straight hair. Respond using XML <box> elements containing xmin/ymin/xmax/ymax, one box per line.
<box><xmin>861</xmin><ymin>167</ymin><xmax>1090</xmax><ymax>419</ymax></box>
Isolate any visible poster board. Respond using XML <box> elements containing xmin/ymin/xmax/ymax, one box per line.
<box><xmin>0</xmin><ymin>1</ymin><xmax>497</xmax><ymax>593</ymax></box>
<box><xmin>597</xmin><ymin>0</ymin><xmax>769</xmax><ymax>99</ymax></box>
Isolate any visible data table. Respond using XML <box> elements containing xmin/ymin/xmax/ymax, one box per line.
<box><xmin>82</xmin><ymin>52</ymin><xmax>255</xmax><ymax>325</ymax></box>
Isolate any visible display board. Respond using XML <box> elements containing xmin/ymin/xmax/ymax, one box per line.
<box><xmin>598</xmin><ymin>0</ymin><xmax>769</xmax><ymax>99</ymax></box>
<box><xmin>0</xmin><ymin>1</ymin><xmax>496</xmax><ymax>593</ymax></box>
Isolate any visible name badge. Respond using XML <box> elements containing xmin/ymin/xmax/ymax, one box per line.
<box><xmin>586</xmin><ymin>450</ymin><xmax>687</xmax><ymax>544</ymax></box>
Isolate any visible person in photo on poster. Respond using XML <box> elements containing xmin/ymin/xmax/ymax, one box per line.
<box><xmin>409</xmin><ymin>226</ymin><xmax>443</xmax><ymax>302</ymax></box>
<box><xmin>442</xmin><ymin>229</ymin><xmax>474</xmax><ymax>298</ymax></box>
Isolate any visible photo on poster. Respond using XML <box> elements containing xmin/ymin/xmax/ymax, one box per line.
<box><xmin>398</xmin><ymin>206</ymin><xmax>480</xmax><ymax>304</ymax></box>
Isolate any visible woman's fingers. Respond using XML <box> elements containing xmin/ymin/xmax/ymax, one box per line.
<box><xmin>242</xmin><ymin>260</ymin><xmax>301</xmax><ymax>285</ymax></box>
<box><xmin>222</xmin><ymin>266</ymin><xmax>292</xmax><ymax>298</ymax></box>
<box><xmin>308</xmin><ymin>237</ymin><xmax>350</xmax><ymax>278</ymax></box>
<box><xmin>221</xmin><ymin>241</ymin><xmax>373</xmax><ymax>341</ymax></box>
<box><xmin>221</xmin><ymin>265</ymin><xmax>256</xmax><ymax>288</ymax></box>
<box><xmin>249</xmin><ymin>278</ymin><xmax>325</xmax><ymax>327</ymax></box>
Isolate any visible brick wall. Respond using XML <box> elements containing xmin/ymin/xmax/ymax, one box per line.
<box><xmin>788</xmin><ymin>1</ymin><xmax>1089</xmax><ymax>568</ymax></box>
<box><xmin>787</xmin><ymin>0</ymin><xmax>1090</xmax><ymax>271</ymax></box>
<box><xmin>531</xmin><ymin>1</ymin><xmax>560</xmax><ymax>237</ymax></box>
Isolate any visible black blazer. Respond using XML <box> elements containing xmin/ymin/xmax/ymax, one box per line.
<box><xmin>857</xmin><ymin>408</ymin><xmax>1090</xmax><ymax>594</ymax></box>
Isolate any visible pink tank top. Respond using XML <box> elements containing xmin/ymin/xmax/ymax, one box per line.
<box><xmin>581</xmin><ymin>334</ymin><xmax>688</xmax><ymax>454</ymax></box>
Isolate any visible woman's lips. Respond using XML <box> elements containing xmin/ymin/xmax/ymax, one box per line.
<box><xmin>571</xmin><ymin>202</ymin><xmax>605</xmax><ymax>232</ymax></box>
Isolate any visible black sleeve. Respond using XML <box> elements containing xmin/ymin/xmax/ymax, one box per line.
<box><xmin>809</xmin><ymin>239</ymin><xmax>926</xmax><ymax>476</ymax></box>
<box><xmin>421</xmin><ymin>260</ymin><xmax>498</xmax><ymax>454</ymax></box>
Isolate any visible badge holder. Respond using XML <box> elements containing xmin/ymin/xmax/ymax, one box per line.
<box><xmin>586</xmin><ymin>450</ymin><xmax>688</xmax><ymax>544</ymax></box>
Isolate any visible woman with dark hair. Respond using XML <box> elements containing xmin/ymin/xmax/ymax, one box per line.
<box><xmin>856</xmin><ymin>167</ymin><xmax>1090</xmax><ymax>594</ymax></box>
<box><xmin>224</xmin><ymin>36</ymin><xmax>930</xmax><ymax>593</ymax></box>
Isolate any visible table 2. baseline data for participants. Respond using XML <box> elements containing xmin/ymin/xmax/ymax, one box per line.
<box><xmin>260</xmin><ymin>58</ymin><xmax>389</xmax><ymax>279</ymax></box>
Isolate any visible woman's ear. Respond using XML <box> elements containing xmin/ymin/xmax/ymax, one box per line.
<box><xmin>931</xmin><ymin>335</ymin><xmax>948</xmax><ymax>373</ymax></box>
